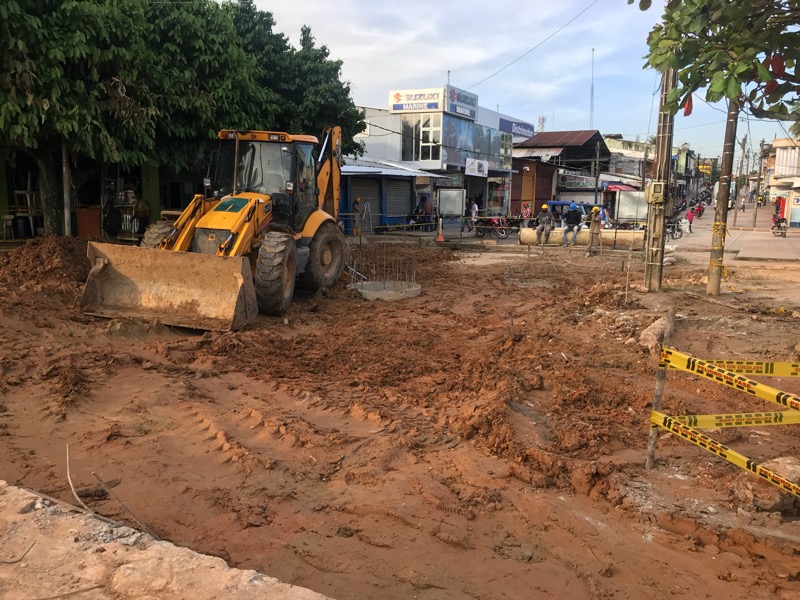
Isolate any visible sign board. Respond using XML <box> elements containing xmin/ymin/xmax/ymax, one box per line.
<box><xmin>465</xmin><ymin>158</ymin><xmax>488</xmax><ymax>177</ymax></box>
<box><xmin>437</xmin><ymin>188</ymin><xmax>466</xmax><ymax>217</ymax></box>
<box><xmin>617</xmin><ymin>190</ymin><xmax>649</xmax><ymax>221</ymax></box>
<box><xmin>444</xmin><ymin>85</ymin><xmax>478</xmax><ymax>121</ymax></box>
<box><xmin>388</xmin><ymin>88</ymin><xmax>443</xmax><ymax>113</ymax></box>
<box><xmin>498</xmin><ymin>118</ymin><xmax>534</xmax><ymax>139</ymax></box>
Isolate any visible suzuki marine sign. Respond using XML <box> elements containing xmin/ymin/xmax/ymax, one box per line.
<box><xmin>444</xmin><ymin>85</ymin><xmax>478</xmax><ymax>121</ymax></box>
<box><xmin>389</xmin><ymin>88</ymin><xmax>443</xmax><ymax>113</ymax></box>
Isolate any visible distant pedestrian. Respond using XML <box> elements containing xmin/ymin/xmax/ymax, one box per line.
<box><xmin>685</xmin><ymin>209</ymin><xmax>694</xmax><ymax>234</ymax></box>
<box><xmin>470</xmin><ymin>199</ymin><xmax>479</xmax><ymax>231</ymax></box>
<box><xmin>535</xmin><ymin>204</ymin><xmax>554</xmax><ymax>245</ymax></box>
<box><xmin>521</xmin><ymin>203</ymin><xmax>532</xmax><ymax>228</ymax></box>
<box><xmin>586</xmin><ymin>206</ymin><xmax>602</xmax><ymax>257</ymax></box>
<box><xmin>600</xmin><ymin>203</ymin><xmax>612</xmax><ymax>229</ymax></box>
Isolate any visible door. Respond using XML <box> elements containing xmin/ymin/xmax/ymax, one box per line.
<box><xmin>386</xmin><ymin>179</ymin><xmax>412</xmax><ymax>219</ymax></box>
<box><xmin>349</xmin><ymin>178</ymin><xmax>381</xmax><ymax>232</ymax></box>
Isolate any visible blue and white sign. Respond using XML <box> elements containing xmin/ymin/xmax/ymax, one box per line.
<box><xmin>444</xmin><ymin>85</ymin><xmax>478</xmax><ymax>121</ymax></box>
<box><xmin>499</xmin><ymin>118</ymin><xmax>534</xmax><ymax>139</ymax></box>
<box><xmin>388</xmin><ymin>88</ymin><xmax>442</xmax><ymax>113</ymax></box>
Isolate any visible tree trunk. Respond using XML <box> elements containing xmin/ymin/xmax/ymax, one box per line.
<box><xmin>33</xmin><ymin>151</ymin><xmax>62</xmax><ymax>236</ymax></box>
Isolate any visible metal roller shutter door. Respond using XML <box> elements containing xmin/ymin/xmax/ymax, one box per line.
<box><xmin>385</xmin><ymin>179</ymin><xmax>412</xmax><ymax>219</ymax></box>
<box><xmin>350</xmin><ymin>178</ymin><xmax>381</xmax><ymax>231</ymax></box>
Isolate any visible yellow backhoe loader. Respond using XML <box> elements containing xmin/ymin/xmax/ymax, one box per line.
<box><xmin>79</xmin><ymin>127</ymin><xmax>346</xmax><ymax>331</ymax></box>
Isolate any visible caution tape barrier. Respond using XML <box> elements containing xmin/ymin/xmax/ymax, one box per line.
<box><xmin>674</xmin><ymin>411</ymin><xmax>800</xmax><ymax>429</ymax></box>
<box><xmin>651</xmin><ymin>410</ymin><xmax>800</xmax><ymax>498</ymax></box>
<box><xmin>652</xmin><ymin>348</ymin><xmax>800</xmax><ymax>499</ymax></box>
<box><xmin>661</xmin><ymin>348</ymin><xmax>800</xmax><ymax>411</ymax></box>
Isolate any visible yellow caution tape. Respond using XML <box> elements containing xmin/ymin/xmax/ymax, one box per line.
<box><xmin>651</xmin><ymin>410</ymin><xmax>800</xmax><ymax>498</ymax></box>
<box><xmin>661</xmin><ymin>348</ymin><xmax>800</xmax><ymax>411</ymax></box>
<box><xmin>702</xmin><ymin>359</ymin><xmax>800</xmax><ymax>377</ymax></box>
<box><xmin>674</xmin><ymin>411</ymin><xmax>800</xmax><ymax>428</ymax></box>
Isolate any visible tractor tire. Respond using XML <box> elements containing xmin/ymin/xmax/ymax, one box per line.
<box><xmin>298</xmin><ymin>222</ymin><xmax>346</xmax><ymax>291</ymax></box>
<box><xmin>254</xmin><ymin>232</ymin><xmax>297</xmax><ymax>316</ymax></box>
<box><xmin>139</xmin><ymin>220</ymin><xmax>173</xmax><ymax>249</ymax></box>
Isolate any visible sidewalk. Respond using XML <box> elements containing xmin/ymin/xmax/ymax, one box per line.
<box><xmin>677</xmin><ymin>204</ymin><xmax>799</xmax><ymax>261</ymax></box>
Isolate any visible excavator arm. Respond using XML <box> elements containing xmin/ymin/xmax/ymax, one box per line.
<box><xmin>316</xmin><ymin>126</ymin><xmax>342</xmax><ymax>222</ymax></box>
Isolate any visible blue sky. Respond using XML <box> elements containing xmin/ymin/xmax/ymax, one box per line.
<box><xmin>260</xmin><ymin>0</ymin><xmax>789</xmax><ymax>162</ymax></box>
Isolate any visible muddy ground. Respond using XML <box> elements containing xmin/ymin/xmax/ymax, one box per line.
<box><xmin>1</xmin><ymin>236</ymin><xmax>800</xmax><ymax>599</ymax></box>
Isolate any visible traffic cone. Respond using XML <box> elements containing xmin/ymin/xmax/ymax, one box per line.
<box><xmin>435</xmin><ymin>217</ymin><xmax>446</xmax><ymax>242</ymax></box>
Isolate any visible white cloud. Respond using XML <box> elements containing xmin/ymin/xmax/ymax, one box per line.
<box><xmin>258</xmin><ymin>0</ymin><xmax>787</xmax><ymax>155</ymax></box>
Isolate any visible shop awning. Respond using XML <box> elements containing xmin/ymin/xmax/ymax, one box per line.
<box><xmin>513</xmin><ymin>147</ymin><xmax>564</xmax><ymax>161</ymax></box>
<box><xmin>607</xmin><ymin>183</ymin><xmax>638</xmax><ymax>191</ymax></box>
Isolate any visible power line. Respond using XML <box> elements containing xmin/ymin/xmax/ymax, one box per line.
<box><xmin>467</xmin><ymin>1</ymin><xmax>598</xmax><ymax>90</ymax></box>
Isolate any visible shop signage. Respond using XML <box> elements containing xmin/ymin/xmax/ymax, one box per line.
<box><xmin>388</xmin><ymin>88</ymin><xmax>442</xmax><ymax>113</ymax></box>
<box><xmin>499</xmin><ymin>118</ymin><xmax>534</xmax><ymax>139</ymax></box>
<box><xmin>465</xmin><ymin>158</ymin><xmax>488</xmax><ymax>178</ymax></box>
<box><xmin>444</xmin><ymin>85</ymin><xmax>478</xmax><ymax>121</ymax></box>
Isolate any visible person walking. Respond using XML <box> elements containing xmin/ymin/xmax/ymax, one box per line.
<box><xmin>535</xmin><ymin>203</ymin><xmax>554</xmax><ymax>245</ymax></box>
<box><xmin>685</xmin><ymin>208</ymin><xmax>694</xmax><ymax>233</ymax></box>
<box><xmin>586</xmin><ymin>206</ymin><xmax>602</xmax><ymax>257</ymax></box>
<box><xmin>600</xmin><ymin>203</ymin><xmax>612</xmax><ymax>229</ymax></box>
<box><xmin>470</xmin><ymin>198</ymin><xmax>479</xmax><ymax>233</ymax></box>
<box><xmin>520</xmin><ymin>203</ymin><xmax>532</xmax><ymax>229</ymax></box>
<box><xmin>562</xmin><ymin>202</ymin><xmax>583</xmax><ymax>246</ymax></box>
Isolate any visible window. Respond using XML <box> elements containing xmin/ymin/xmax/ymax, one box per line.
<box><xmin>401</xmin><ymin>114</ymin><xmax>441</xmax><ymax>162</ymax></box>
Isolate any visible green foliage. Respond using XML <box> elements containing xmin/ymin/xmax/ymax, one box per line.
<box><xmin>0</xmin><ymin>0</ymin><xmax>365</xmax><ymax>233</ymax></box>
<box><xmin>631</xmin><ymin>0</ymin><xmax>800</xmax><ymax>134</ymax></box>
<box><xmin>224</xmin><ymin>1</ymin><xmax>365</xmax><ymax>156</ymax></box>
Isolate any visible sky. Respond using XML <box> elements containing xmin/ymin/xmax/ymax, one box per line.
<box><xmin>259</xmin><ymin>0</ymin><xmax>789</xmax><ymax>163</ymax></box>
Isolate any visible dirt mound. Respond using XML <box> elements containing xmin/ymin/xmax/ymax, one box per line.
<box><xmin>0</xmin><ymin>236</ymin><xmax>89</xmax><ymax>291</ymax></box>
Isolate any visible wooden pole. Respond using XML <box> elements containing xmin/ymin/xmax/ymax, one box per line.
<box><xmin>707</xmin><ymin>98</ymin><xmax>740</xmax><ymax>296</ymax></box>
<box><xmin>645</xmin><ymin>307</ymin><xmax>676</xmax><ymax>470</ymax></box>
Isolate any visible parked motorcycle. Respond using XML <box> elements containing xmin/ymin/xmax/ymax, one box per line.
<box><xmin>476</xmin><ymin>215</ymin><xmax>509</xmax><ymax>239</ymax></box>
<box><xmin>665</xmin><ymin>217</ymin><xmax>684</xmax><ymax>240</ymax></box>
<box><xmin>772</xmin><ymin>215</ymin><xmax>788</xmax><ymax>238</ymax></box>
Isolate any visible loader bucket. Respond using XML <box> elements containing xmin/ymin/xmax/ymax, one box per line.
<box><xmin>79</xmin><ymin>242</ymin><xmax>258</xmax><ymax>332</ymax></box>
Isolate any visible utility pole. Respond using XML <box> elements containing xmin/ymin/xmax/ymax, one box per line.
<box><xmin>707</xmin><ymin>98</ymin><xmax>740</xmax><ymax>296</ymax></box>
<box><xmin>641</xmin><ymin>143</ymin><xmax>649</xmax><ymax>189</ymax></box>
<box><xmin>751</xmin><ymin>139</ymin><xmax>765</xmax><ymax>228</ymax></box>
<box><xmin>731</xmin><ymin>134</ymin><xmax>747</xmax><ymax>226</ymax></box>
<box><xmin>644</xmin><ymin>68</ymin><xmax>676</xmax><ymax>292</ymax></box>
<box><xmin>62</xmin><ymin>138</ymin><xmax>72</xmax><ymax>236</ymax></box>
<box><xmin>594</xmin><ymin>140</ymin><xmax>600</xmax><ymax>204</ymax></box>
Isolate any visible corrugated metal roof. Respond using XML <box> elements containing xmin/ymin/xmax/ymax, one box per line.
<box><xmin>513</xmin><ymin>147</ymin><xmax>564</xmax><ymax>159</ymax></box>
<box><xmin>342</xmin><ymin>158</ymin><xmax>431</xmax><ymax>178</ymax></box>
<box><xmin>516</xmin><ymin>130</ymin><xmax>599</xmax><ymax>148</ymax></box>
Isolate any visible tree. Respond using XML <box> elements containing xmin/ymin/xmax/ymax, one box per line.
<box><xmin>630</xmin><ymin>0</ymin><xmax>800</xmax><ymax>133</ymax></box>
<box><xmin>225</xmin><ymin>1</ymin><xmax>365</xmax><ymax>156</ymax></box>
<box><xmin>0</xmin><ymin>0</ymin><xmax>158</xmax><ymax>233</ymax></box>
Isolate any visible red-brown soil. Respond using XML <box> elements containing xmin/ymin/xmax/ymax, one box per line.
<box><xmin>1</xmin><ymin>237</ymin><xmax>800</xmax><ymax>599</ymax></box>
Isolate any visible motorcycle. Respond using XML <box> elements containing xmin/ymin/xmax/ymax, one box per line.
<box><xmin>665</xmin><ymin>217</ymin><xmax>684</xmax><ymax>240</ymax></box>
<box><xmin>475</xmin><ymin>215</ymin><xmax>509</xmax><ymax>239</ymax></box>
<box><xmin>771</xmin><ymin>215</ymin><xmax>788</xmax><ymax>238</ymax></box>
<box><xmin>692</xmin><ymin>203</ymin><xmax>704</xmax><ymax>218</ymax></box>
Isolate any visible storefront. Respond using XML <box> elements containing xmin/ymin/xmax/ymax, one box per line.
<box><xmin>388</xmin><ymin>86</ymin><xmax>513</xmax><ymax>216</ymax></box>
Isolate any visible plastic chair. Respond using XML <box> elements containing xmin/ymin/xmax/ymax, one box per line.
<box><xmin>2</xmin><ymin>215</ymin><xmax>14</xmax><ymax>240</ymax></box>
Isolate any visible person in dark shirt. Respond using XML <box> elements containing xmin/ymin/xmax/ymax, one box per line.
<box><xmin>562</xmin><ymin>202</ymin><xmax>583</xmax><ymax>246</ymax></box>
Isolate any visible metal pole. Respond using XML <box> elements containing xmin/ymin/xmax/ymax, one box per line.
<box><xmin>707</xmin><ymin>98</ymin><xmax>740</xmax><ymax>296</ymax></box>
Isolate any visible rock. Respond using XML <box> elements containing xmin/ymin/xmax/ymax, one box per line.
<box><xmin>732</xmin><ymin>456</ymin><xmax>800</xmax><ymax>513</ymax></box>
<box><xmin>638</xmin><ymin>317</ymin><xmax>668</xmax><ymax>354</ymax></box>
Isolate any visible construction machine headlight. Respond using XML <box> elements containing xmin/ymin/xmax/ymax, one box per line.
<box><xmin>285</xmin><ymin>182</ymin><xmax>294</xmax><ymax>192</ymax></box>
